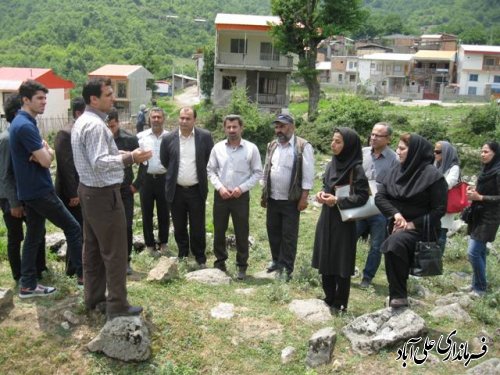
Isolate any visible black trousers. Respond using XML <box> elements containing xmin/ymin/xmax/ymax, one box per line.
<box><xmin>266</xmin><ymin>198</ymin><xmax>300</xmax><ymax>274</ymax></box>
<box><xmin>385</xmin><ymin>251</ymin><xmax>410</xmax><ymax>300</ymax></box>
<box><xmin>0</xmin><ymin>199</ymin><xmax>46</xmax><ymax>281</ymax></box>
<box><xmin>170</xmin><ymin>184</ymin><xmax>206</xmax><ymax>264</ymax></box>
<box><xmin>121</xmin><ymin>186</ymin><xmax>135</xmax><ymax>261</ymax></box>
<box><xmin>140</xmin><ymin>174</ymin><xmax>169</xmax><ymax>247</ymax></box>
<box><xmin>59</xmin><ymin>195</ymin><xmax>82</xmax><ymax>276</ymax></box>
<box><xmin>322</xmin><ymin>274</ymin><xmax>351</xmax><ymax>310</ymax></box>
<box><xmin>213</xmin><ymin>191</ymin><xmax>250</xmax><ymax>270</ymax></box>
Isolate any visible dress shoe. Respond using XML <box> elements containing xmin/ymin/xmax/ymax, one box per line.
<box><xmin>107</xmin><ymin>305</ymin><xmax>143</xmax><ymax>320</ymax></box>
<box><xmin>214</xmin><ymin>262</ymin><xmax>227</xmax><ymax>272</ymax></box>
<box><xmin>266</xmin><ymin>262</ymin><xmax>279</xmax><ymax>273</ymax></box>
<box><xmin>389</xmin><ymin>298</ymin><xmax>409</xmax><ymax>308</ymax></box>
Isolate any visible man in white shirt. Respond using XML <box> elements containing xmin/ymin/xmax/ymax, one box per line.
<box><xmin>261</xmin><ymin>114</ymin><xmax>314</xmax><ymax>279</ymax></box>
<box><xmin>207</xmin><ymin>115</ymin><xmax>262</xmax><ymax>280</ymax></box>
<box><xmin>136</xmin><ymin>108</ymin><xmax>170</xmax><ymax>257</ymax></box>
<box><xmin>160</xmin><ymin>107</ymin><xmax>214</xmax><ymax>267</ymax></box>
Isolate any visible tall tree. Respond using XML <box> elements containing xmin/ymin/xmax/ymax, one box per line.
<box><xmin>271</xmin><ymin>0</ymin><xmax>367</xmax><ymax>119</ymax></box>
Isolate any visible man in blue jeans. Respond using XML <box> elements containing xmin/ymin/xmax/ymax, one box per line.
<box><xmin>357</xmin><ymin>123</ymin><xmax>398</xmax><ymax>288</ymax></box>
<box><xmin>9</xmin><ymin>80</ymin><xmax>83</xmax><ymax>298</ymax></box>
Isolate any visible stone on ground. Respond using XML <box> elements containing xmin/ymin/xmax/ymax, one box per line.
<box><xmin>0</xmin><ymin>288</ymin><xmax>14</xmax><ymax>312</ymax></box>
<box><xmin>147</xmin><ymin>257</ymin><xmax>179</xmax><ymax>282</ymax></box>
<box><xmin>281</xmin><ymin>346</ymin><xmax>296</xmax><ymax>364</ymax></box>
<box><xmin>429</xmin><ymin>303</ymin><xmax>472</xmax><ymax>322</ymax></box>
<box><xmin>435</xmin><ymin>292</ymin><xmax>473</xmax><ymax>308</ymax></box>
<box><xmin>305</xmin><ymin>327</ymin><xmax>336</xmax><ymax>368</ymax></box>
<box><xmin>288</xmin><ymin>299</ymin><xmax>331</xmax><ymax>323</ymax></box>
<box><xmin>466</xmin><ymin>358</ymin><xmax>499</xmax><ymax>375</ymax></box>
<box><xmin>185</xmin><ymin>268</ymin><xmax>231</xmax><ymax>285</ymax></box>
<box><xmin>210</xmin><ymin>303</ymin><xmax>234</xmax><ymax>320</ymax></box>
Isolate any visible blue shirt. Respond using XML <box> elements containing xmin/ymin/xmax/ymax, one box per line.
<box><xmin>9</xmin><ymin>110</ymin><xmax>54</xmax><ymax>200</ymax></box>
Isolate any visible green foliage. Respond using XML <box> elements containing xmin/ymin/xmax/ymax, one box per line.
<box><xmin>200</xmin><ymin>47</ymin><xmax>215</xmax><ymax>102</ymax></box>
<box><xmin>411</xmin><ymin>118</ymin><xmax>448</xmax><ymax>144</ymax></box>
<box><xmin>462</xmin><ymin>103</ymin><xmax>500</xmax><ymax>142</ymax></box>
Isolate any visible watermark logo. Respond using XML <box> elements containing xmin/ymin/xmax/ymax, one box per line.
<box><xmin>396</xmin><ymin>330</ymin><xmax>488</xmax><ymax>368</ymax></box>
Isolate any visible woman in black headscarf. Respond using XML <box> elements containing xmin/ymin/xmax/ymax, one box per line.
<box><xmin>312</xmin><ymin>127</ymin><xmax>369</xmax><ymax>312</ymax></box>
<box><xmin>434</xmin><ymin>140</ymin><xmax>461</xmax><ymax>253</ymax></box>
<box><xmin>375</xmin><ymin>133</ymin><xmax>447</xmax><ymax>308</ymax></box>
<box><xmin>465</xmin><ymin>141</ymin><xmax>500</xmax><ymax>297</ymax></box>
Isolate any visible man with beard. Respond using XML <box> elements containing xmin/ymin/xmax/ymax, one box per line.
<box><xmin>261</xmin><ymin>114</ymin><xmax>314</xmax><ymax>280</ymax></box>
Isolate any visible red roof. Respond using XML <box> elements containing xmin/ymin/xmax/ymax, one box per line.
<box><xmin>0</xmin><ymin>67</ymin><xmax>74</xmax><ymax>89</ymax></box>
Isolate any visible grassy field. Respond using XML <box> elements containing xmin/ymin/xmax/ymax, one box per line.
<box><xmin>0</xmin><ymin>153</ymin><xmax>498</xmax><ymax>374</ymax></box>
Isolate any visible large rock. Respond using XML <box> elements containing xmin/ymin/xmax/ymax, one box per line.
<box><xmin>305</xmin><ymin>327</ymin><xmax>336</xmax><ymax>368</ymax></box>
<box><xmin>466</xmin><ymin>358</ymin><xmax>500</xmax><ymax>375</ymax></box>
<box><xmin>210</xmin><ymin>303</ymin><xmax>234</xmax><ymax>320</ymax></box>
<box><xmin>342</xmin><ymin>308</ymin><xmax>426</xmax><ymax>355</ymax></box>
<box><xmin>185</xmin><ymin>268</ymin><xmax>231</xmax><ymax>285</ymax></box>
<box><xmin>0</xmin><ymin>288</ymin><xmax>14</xmax><ymax>312</ymax></box>
<box><xmin>253</xmin><ymin>270</ymin><xmax>278</xmax><ymax>280</ymax></box>
<box><xmin>429</xmin><ymin>303</ymin><xmax>472</xmax><ymax>322</ymax></box>
<box><xmin>288</xmin><ymin>299</ymin><xmax>331</xmax><ymax>323</ymax></box>
<box><xmin>87</xmin><ymin>316</ymin><xmax>151</xmax><ymax>362</ymax></box>
<box><xmin>435</xmin><ymin>293</ymin><xmax>473</xmax><ymax>309</ymax></box>
<box><xmin>147</xmin><ymin>257</ymin><xmax>179</xmax><ymax>282</ymax></box>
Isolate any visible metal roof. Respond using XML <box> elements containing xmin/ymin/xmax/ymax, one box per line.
<box><xmin>460</xmin><ymin>45</ymin><xmax>500</xmax><ymax>54</ymax></box>
<box><xmin>89</xmin><ymin>64</ymin><xmax>152</xmax><ymax>78</ymax></box>
<box><xmin>215</xmin><ymin>13</ymin><xmax>280</xmax><ymax>27</ymax></box>
<box><xmin>413</xmin><ymin>50</ymin><xmax>456</xmax><ymax>60</ymax></box>
<box><xmin>360</xmin><ymin>53</ymin><xmax>413</xmax><ymax>61</ymax></box>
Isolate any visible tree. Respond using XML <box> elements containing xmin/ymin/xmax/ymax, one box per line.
<box><xmin>200</xmin><ymin>46</ymin><xmax>215</xmax><ymax>102</ymax></box>
<box><xmin>271</xmin><ymin>0</ymin><xmax>367</xmax><ymax>120</ymax></box>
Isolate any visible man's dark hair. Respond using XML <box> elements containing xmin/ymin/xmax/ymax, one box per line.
<box><xmin>18</xmin><ymin>80</ymin><xmax>48</xmax><ymax>101</ymax></box>
<box><xmin>180</xmin><ymin>106</ymin><xmax>197</xmax><ymax>119</ymax></box>
<box><xmin>149</xmin><ymin>107</ymin><xmax>165</xmax><ymax>116</ymax></box>
<box><xmin>107</xmin><ymin>107</ymin><xmax>119</xmax><ymax>122</ymax></box>
<box><xmin>4</xmin><ymin>93</ymin><xmax>22</xmax><ymax>123</ymax></box>
<box><xmin>82</xmin><ymin>78</ymin><xmax>112</xmax><ymax>105</ymax></box>
<box><xmin>223</xmin><ymin>114</ymin><xmax>243</xmax><ymax>127</ymax></box>
<box><xmin>71</xmin><ymin>97</ymin><xmax>86</xmax><ymax>118</ymax></box>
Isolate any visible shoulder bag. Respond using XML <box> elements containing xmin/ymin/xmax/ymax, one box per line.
<box><xmin>447</xmin><ymin>179</ymin><xmax>470</xmax><ymax>214</ymax></box>
<box><xmin>410</xmin><ymin>215</ymin><xmax>443</xmax><ymax>277</ymax></box>
<box><xmin>335</xmin><ymin>170</ymin><xmax>380</xmax><ymax>222</ymax></box>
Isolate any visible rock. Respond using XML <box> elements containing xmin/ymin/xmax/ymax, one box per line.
<box><xmin>56</xmin><ymin>244</ymin><xmax>67</xmax><ymax>259</ymax></box>
<box><xmin>132</xmin><ymin>235</ymin><xmax>145</xmax><ymax>252</ymax></box>
<box><xmin>288</xmin><ymin>299</ymin><xmax>331</xmax><ymax>323</ymax></box>
<box><xmin>46</xmin><ymin>232</ymin><xmax>66</xmax><ymax>251</ymax></box>
<box><xmin>353</xmin><ymin>266</ymin><xmax>360</xmax><ymax>278</ymax></box>
<box><xmin>305</xmin><ymin>327</ymin><xmax>336</xmax><ymax>368</ymax></box>
<box><xmin>61</xmin><ymin>321</ymin><xmax>70</xmax><ymax>330</ymax></box>
<box><xmin>429</xmin><ymin>303</ymin><xmax>471</xmax><ymax>322</ymax></box>
<box><xmin>466</xmin><ymin>358</ymin><xmax>500</xmax><ymax>375</ymax></box>
<box><xmin>435</xmin><ymin>293</ymin><xmax>473</xmax><ymax>308</ymax></box>
<box><xmin>87</xmin><ymin>316</ymin><xmax>151</xmax><ymax>362</ymax></box>
<box><xmin>185</xmin><ymin>268</ymin><xmax>231</xmax><ymax>285</ymax></box>
<box><xmin>210</xmin><ymin>303</ymin><xmax>234</xmax><ymax>320</ymax></box>
<box><xmin>448</xmin><ymin>219</ymin><xmax>467</xmax><ymax>236</ymax></box>
<box><xmin>62</xmin><ymin>310</ymin><xmax>80</xmax><ymax>325</ymax></box>
<box><xmin>248</xmin><ymin>236</ymin><xmax>255</xmax><ymax>247</ymax></box>
<box><xmin>407</xmin><ymin>297</ymin><xmax>429</xmax><ymax>308</ymax></box>
<box><xmin>147</xmin><ymin>257</ymin><xmax>179</xmax><ymax>282</ymax></box>
<box><xmin>235</xmin><ymin>288</ymin><xmax>256</xmax><ymax>296</ymax></box>
<box><xmin>413</xmin><ymin>284</ymin><xmax>433</xmax><ymax>299</ymax></box>
<box><xmin>253</xmin><ymin>270</ymin><xmax>277</xmax><ymax>280</ymax></box>
<box><xmin>0</xmin><ymin>288</ymin><xmax>14</xmax><ymax>312</ymax></box>
<box><xmin>342</xmin><ymin>308</ymin><xmax>427</xmax><ymax>355</ymax></box>
<box><xmin>281</xmin><ymin>346</ymin><xmax>296</xmax><ymax>364</ymax></box>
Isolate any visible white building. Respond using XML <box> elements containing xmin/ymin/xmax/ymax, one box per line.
<box><xmin>457</xmin><ymin>45</ymin><xmax>500</xmax><ymax>97</ymax></box>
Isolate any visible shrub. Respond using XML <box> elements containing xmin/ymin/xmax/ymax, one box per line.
<box><xmin>411</xmin><ymin>118</ymin><xmax>448</xmax><ymax>144</ymax></box>
<box><xmin>463</xmin><ymin>103</ymin><xmax>499</xmax><ymax>140</ymax></box>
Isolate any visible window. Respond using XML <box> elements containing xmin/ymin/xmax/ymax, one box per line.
<box><xmin>468</xmin><ymin>87</ymin><xmax>477</xmax><ymax>95</ymax></box>
<box><xmin>349</xmin><ymin>74</ymin><xmax>356</xmax><ymax>83</ymax></box>
<box><xmin>338</xmin><ymin>74</ymin><xmax>343</xmax><ymax>83</ymax></box>
<box><xmin>494</xmin><ymin>75</ymin><xmax>500</xmax><ymax>83</ymax></box>
<box><xmin>394</xmin><ymin>65</ymin><xmax>402</xmax><ymax>73</ymax></box>
<box><xmin>116</xmin><ymin>81</ymin><xmax>127</xmax><ymax>98</ymax></box>
<box><xmin>260</xmin><ymin>42</ymin><xmax>279</xmax><ymax>61</ymax></box>
<box><xmin>348</xmin><ymin>61</ymin><xmax>357</xmax><ymax>69</ymax></box>
<box><xmin>222</xmin><ymin>76</ymin><xmax>237</xmax><ymax>90</ymax></box>
<box><xmin>230</xmin><ymin>39</ymin><xmax>247</xmax><ymax>54</ymax></box>
<box><xmin>469</xmin><ymin>74</ymin><xmax>478</xmax><ymax>82</ymax></box>
<box><xmin>370</xmin><ymin>63</ymin><xmax>376</xmax><ymax>70</ymax></box>
<box><xmin>484</xmin><ymin>58</ymin><xmax>495</xmax><ymax>66</ymax></box>
<box><xmin>258</xmin><ymin>77</ymin><xmax>278</xmax><ymax>94</ymax></box>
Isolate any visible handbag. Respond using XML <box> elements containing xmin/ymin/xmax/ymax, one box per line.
<box><xmin>335</xmin><ymin>171</ymin><xmax>380</xmax><ymax>222</ymax></box>
<box><xmin>410</xmin><ymin>215</ymin><xmax>443</xmax><ymax>277</ymax></box>
<box><xmin>447</xmin><ymin>180</ymin><xmax>470</xmax><ymax>214</ymax></box>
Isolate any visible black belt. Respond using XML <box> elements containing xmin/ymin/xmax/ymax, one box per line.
<box><xmin>177</xmin><ymin>183</ymin><xmax>199</xmax><ymax>189</ymax></box>
<box><xmin>147</xmin><ymin>173</ymin><xmax>166</xmax><ymax>179</ymax></box>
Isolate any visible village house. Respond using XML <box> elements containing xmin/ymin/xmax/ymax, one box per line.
<box><xmin>410</xmin><ymin>50</ymin><xmax>456</xmax><ymax>100</ymax></box>
<box><xmin>213</xmin><ymin>13</ymin><xmax>294</xmax><ymax>112</ymax></box>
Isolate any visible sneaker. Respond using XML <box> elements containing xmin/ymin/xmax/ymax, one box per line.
<box><xmin>127</xmin><ymin>263</ymin><xmax>133</xmax><ymax>275</ymax></box>
<box><xmin>359</xmin><ymin>278</ymin><xmax>371</xmax><ymax>289</ymax></box>
<box><xmin>19</xmin><ymin>284</ymin><xmax>56</xmax><ymax>299</ymax></box>
<box><xmin>469</xmin><ymin>290</ymin><xmax>486</xmax><ymax>299</ymax></box>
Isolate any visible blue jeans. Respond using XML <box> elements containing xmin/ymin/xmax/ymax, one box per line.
<box><xmin>21</xmin><ymin>191</ymin><xmax>82</xmax><ymax>289</ymax></box>
<box><xmin>467</xmin><ymin>238</ymin><xmax>487</xmax><ymax>292</ymax></box>
<box><xmin>437</xmin><ymin>228</ymin><xmax>448</xmax><ymax>255</ymax></box>
<box><xmin>357</xmin><ymin>214</ymin><xmax>387</xmax><ymax>281</ymax></box>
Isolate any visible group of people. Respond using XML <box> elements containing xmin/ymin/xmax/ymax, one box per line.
<box><xmin>0</xmin><ymin>77</ymin><xmax>498</xmax><ymax>320</ymax></box>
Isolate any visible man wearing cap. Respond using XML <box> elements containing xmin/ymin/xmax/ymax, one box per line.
<box><xmin>261</xmin><ymin>113</ymin><xmax>314</xmax><ymax>279</ymax></box>
<box><xmin>207</xmin><ymin>114</ymin><xmax>262</xmax><ymax>280</ymax></box>
<box><xmin>136</xmin><ymin>104</ymin><xmax>147</xmax><ymax>133</ymax></box>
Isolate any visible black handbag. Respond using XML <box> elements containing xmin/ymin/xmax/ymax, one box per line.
<box><xmin>460</xmin><ymin>205</ymin><xmax>473</xmax><ymax>224</ymax></box>
<box><xmin>410</xmin><ymin>215</ymin><xmax>443</xmax><ymax>277</ymax></box>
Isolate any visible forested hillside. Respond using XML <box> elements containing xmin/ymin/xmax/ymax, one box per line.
<box><xmin>0</xmin><ymin>0</ymin><xmax>498</xmax><ymax>90</ymax></box>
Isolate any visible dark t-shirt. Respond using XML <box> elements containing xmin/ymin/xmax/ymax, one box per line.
<box><xmin>9</xmin><ymin>110</ymin><xmax>54</xmax><ymax>200</ymax></box>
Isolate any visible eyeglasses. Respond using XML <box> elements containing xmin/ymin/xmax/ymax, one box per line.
<box><xmin>434</xmin><ymin>150</ymin><xmax>442</xmax><ymax>154</ymax></box>
<box><xmin>371</xmin><ymin>133</ymin><xmax>388</xmax><ymax>138</ymax></box>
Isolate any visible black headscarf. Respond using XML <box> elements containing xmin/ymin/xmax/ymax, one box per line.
<box><xmin>324</xmin><ymin>127</ymin><xmax>362</xmax><ymax>191</ymax></box>
<box><xmin>383</xmin><ymin>134</ymin><xmax>443</xmax><ymax>198</ymax></box>
<box><xmin>477</xmin><ymin>141</ymin><xmax>500</xmax><ymax>188</ymax></box>
<box><xmin>434</xmin><ymin>140</ymin><xmax>459</xmax><ymax>174</ymax></box>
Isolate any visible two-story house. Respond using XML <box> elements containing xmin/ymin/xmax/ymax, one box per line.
<box><xmin>410</xmin><ymin>50</ymin><xmax>456</xmax><ymax>100</ymax></box>
<box><xmin>457</xmin><ymin>44</ymin><xmax>500</xmax><ymax>99</ymax></box>
<box><xmin>329</xmin><ymin>56</ymin><xmax>359</xmax><ymax>90</ymax></box>
<box><xmin>358</xmin><ymin>53</ymin><xmax>413</xmax><ymax>95</ymax></box>
<box><xmin>88</xmin><ymin>64</ymin><xmax>153</xmax><ymax>116</ymax></box>
<box><xmin>213</xmin><ymin>13</ymin><xmax>294</xmax><ymax>112</ymax></box>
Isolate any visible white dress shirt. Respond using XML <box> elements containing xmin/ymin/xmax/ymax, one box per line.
<box><xmin>177</xmin><ymin>128</ymin><xmax>198</xmax><ymax>186</ymax></box>
<box><xmin>138</xmin><ymin>128</ymin><xmax>168</xmax><ymax>174</ymax></box>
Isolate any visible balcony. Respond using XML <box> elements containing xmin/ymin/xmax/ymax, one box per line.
<box><xmin>256</xmin><ymin>93</ymin><xmax>286</xmax><ymax>106</ymax></box>
<box><xmin>216</xmin><ymin>52</ymin><xmax>293</xmax><ymax>70</ymax></box>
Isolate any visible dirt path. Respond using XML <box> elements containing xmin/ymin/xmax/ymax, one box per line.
<box><xmin>173</xmin><ymin>85</ymin><xmax>200</xmax><ymax>108</ymax></box>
